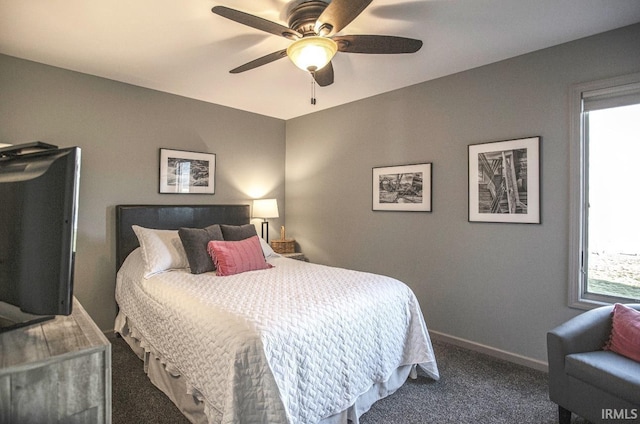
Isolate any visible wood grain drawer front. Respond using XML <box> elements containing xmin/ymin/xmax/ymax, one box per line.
<box><xmin>3</xmin><ymin>349</ymin><xmax>109</xmax><ymax>424</ymax></box>
<box><xmin>0</xmin><ymin>299</ymin><xmax>111</xmax><ymax>424</ymax></box>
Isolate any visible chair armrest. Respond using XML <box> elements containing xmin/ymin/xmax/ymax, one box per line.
<box><xmin>547</xmin><ymin>305</ymin><xmax>614</xmax><ymax>403</ymax></box>
<box><xmin>548</xmin><ymin>306</ymin><xmax>614</xmax><ymax>360</ymax></box>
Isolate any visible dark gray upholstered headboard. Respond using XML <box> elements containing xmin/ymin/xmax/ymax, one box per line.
<box><xmin>115</xmin><ymin>204</ymin><xmax>250</xmax><ymax>270</ymax></box>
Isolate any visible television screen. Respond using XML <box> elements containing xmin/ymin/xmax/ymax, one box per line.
<box><xmin>0</xmin><ymin>144</ymin><xmax>80</xmax><ymax>332</ymax></box>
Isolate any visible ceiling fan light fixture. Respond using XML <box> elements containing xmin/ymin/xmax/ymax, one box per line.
<box><xmin>287</xmin><ymin>36</ymin><xmax>337</xmax><ymax>72</ymax></box>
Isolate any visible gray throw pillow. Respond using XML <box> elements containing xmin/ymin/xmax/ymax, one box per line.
<box><xmin>178</xmin><ymin>224</ymin><xmax>223</xmax><ymax>274</ymax></box>
<box><xmin>220</xmin><ymin>224</ymin><xmax>258</xmax><ymax>241</ymax></box>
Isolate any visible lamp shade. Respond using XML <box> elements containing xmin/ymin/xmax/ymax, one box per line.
<box><xmin>253</xmin><ymin>199</ymin><xmax>279</xmax><ymax>219</ymax></box>
<box><xmin>287</xmin><ymin>36</ymin><xmax>337</xmax><ymax>72</ymax></box>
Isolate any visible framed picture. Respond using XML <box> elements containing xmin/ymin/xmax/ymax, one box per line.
<box><xmin>468</xmin><ymin>136</ymin><xmax>540</xmax><ymax>223</ymax></box>
<box><xmin>159</xmin><ymin>148</ymin><xmax>216</xmax><ymax>194</ymax></box>
<box><xmin>373</xmin><ymin>163</ymin><xmax>432</xmax><ymax>212</ymax></box>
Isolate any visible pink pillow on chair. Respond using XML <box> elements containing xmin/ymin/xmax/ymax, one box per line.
<box><xmin>207</xmin><ymin>236</ymin><xmax>273</xmax><ymax>276</ymax></box>
<box><xmin>604</xmin><ymin>303</ymin><xmax>640</xmax><ymax>362</ymax></box>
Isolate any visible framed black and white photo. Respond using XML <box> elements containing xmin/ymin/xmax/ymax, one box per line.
<box><xmin>468</xmin><ymin>136</ymin><xmax>540</xmax><ymax>223</ymax></box>
<box><xmin>159</xmin><ymin>148</ymin><xmax>216</xmax><ymax>194</ymax></box>
<box><xmin>372</xmin><ymin>163</ymin><xmax>432</xmax><ymax>212</ymax></box>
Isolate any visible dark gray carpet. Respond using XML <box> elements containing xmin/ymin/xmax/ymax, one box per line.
<box><xmin>110</xmin><ymin>336</ymin><xmax>590</xmax><ymax>423</ymax></box>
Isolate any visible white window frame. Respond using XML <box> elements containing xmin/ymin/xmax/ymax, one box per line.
<box><xmin>568</xmin><ymin>72</ymin><xmax>640</xmax><ymax>309</ymax></box>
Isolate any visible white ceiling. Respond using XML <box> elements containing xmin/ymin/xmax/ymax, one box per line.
<box><xmin>1</xmin><ymin>0</ymin><xmax>639</xmax><ymax>120</ymax></box>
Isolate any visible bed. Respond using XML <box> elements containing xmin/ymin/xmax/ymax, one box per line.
<box><xmin>114</xmin><ymin>204</ymin><xmax>439</xmax><ymax>424</ymax></box>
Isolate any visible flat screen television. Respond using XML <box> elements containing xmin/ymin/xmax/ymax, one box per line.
<box><xmin>0</xmin><ymin>143</ymin><xmax>81</xmax><ymax>333</ymax></box>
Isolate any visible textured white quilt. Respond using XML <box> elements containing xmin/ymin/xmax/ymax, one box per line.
<box><xmin>115</xmin><ymin>250</ymin><xmax>439</xmax><ymax>424</ymax></box>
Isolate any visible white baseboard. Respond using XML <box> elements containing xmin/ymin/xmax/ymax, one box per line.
<box><xmin>429</xmin><ymin>330</ymin><xmax>548</xmax><ymax>373</ymax></box>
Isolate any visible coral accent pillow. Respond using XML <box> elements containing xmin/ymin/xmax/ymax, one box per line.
<box><xmin>604</xmin><ymin>303</ymin><xmax>640</xmax><ymax>363</ymax></box>
<box><xmin>207</xmin><ymin>235</ymin><xmax>273</xmax><ymax>276</ymax></box>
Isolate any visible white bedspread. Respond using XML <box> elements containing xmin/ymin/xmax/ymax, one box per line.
<box><xmin>115</xmin><ymin>250</ymin><xmax>439</xmax><ymax>424</ymax></box>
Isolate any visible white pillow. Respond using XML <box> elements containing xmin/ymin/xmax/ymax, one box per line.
<box><xmin>260</xmin><ymin>237</ymin><xmax>278</xmax><ymax>258</ymax></box>
<box><xmin>132</xmin><ymin>225</ymin><xmax>189</xmax><ymax>278</ymax></box>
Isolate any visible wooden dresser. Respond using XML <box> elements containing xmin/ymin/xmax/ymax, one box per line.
<box><xmin>0</xmin><ymin>298</ymin><xmax>111</xmax><ymax>423</ymax></box>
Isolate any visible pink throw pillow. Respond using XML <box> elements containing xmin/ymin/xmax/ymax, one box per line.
<box><xmin>207</xmin><ymin>236</ymin><xmax>273</xmax><ymax>276</ymax></box>
<box><xmin>604</xmin><ymin>303</ymin><xmax>640</xmax><ymax>362</ymax></box>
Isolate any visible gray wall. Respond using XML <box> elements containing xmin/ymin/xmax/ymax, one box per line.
<box><xmin>1</xmin><ymin>23</ymin><xmax>638</xmax><ymax>364</ymax></box>
<box><xmin>284</xmin><ymin>24</ymin><xmax>640</xmax><ymax>364</ymax></box>
<box><xmin>0</xmin><ymin>54</ymin><xmax>286</xmax><ymax>330</ymax></box>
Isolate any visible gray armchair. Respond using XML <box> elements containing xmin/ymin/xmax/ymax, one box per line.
<box><xmin>547</xmin><ymin>304</ymin><xmax>640</xmax><ymax>424</ymax></box>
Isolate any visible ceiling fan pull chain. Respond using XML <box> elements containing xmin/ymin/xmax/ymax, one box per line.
<box><xmin>310</xmin><ymin>73</ymin><xmax>317</xmax><ymax>105</ymax></box>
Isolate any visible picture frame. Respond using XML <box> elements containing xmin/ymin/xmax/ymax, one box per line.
<box><xmin>372</xmin><ymin>163</ymin><xmax>432</xmax><ymax>212</ymax></box>
<box><xmin>468</xmin><ymin>136</ymin><xmax>540</xmax><ymax>223</ymax></box>
<box><xmin>159</xmin><ymin>148</ymin><xmax>216</xmax><ymax>194</ymax></box>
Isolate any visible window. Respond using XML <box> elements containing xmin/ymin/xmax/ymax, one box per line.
<box><xmin>569</xmin><ymin>73</ymin><xmax>640</xmax><ymax>308</ymax></box>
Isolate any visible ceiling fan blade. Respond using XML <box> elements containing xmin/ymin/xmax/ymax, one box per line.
<box><xmin>230</xmin><ymin>49</ymin><xmax>288</xmax><ymax>74</ymax></box>
<box><xmin>212</xmin><ymin>6</ymin><xmax>301</xmax><ymax>40</ymax></box>
<box><xmin>313</xmin><ymin>62</ymin><xmax>334</xmax><ymax>87</ymax></box>
<box><xmin>314</xmin><ymin>0</ymin><xmax>372</xmax><ymax>37</ymax></box>
<box><xmin>334</xmin><ymin>35</ymin><xmax>423</xmax><ymax>54</ymax></box>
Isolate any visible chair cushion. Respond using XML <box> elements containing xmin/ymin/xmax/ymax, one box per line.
<box><xmin>604</xmin><ymin>303</ymin><xmax>640</xmax><ymax>363</ymax></box>
<box><xmin>566</xmin><ymin>350</ymin><xmax>640</xmax><ymax>405</ymax></box>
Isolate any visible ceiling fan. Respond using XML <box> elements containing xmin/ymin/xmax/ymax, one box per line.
<box><xmin>211</xmin><ymin>0</ymin><xmax>423</xmax><ymax>87</ymax></box>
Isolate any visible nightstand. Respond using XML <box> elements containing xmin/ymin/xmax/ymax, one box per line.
<box><xmin>281</xmin><ymin>252</ymin><xmax>308</xmax><ymax>261</ymax></box>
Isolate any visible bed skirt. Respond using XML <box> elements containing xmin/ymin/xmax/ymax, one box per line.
<box><xmin>115</xmin><ymin>310</ymin><xmax>417</xmax><ymax>424</ymax></box>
